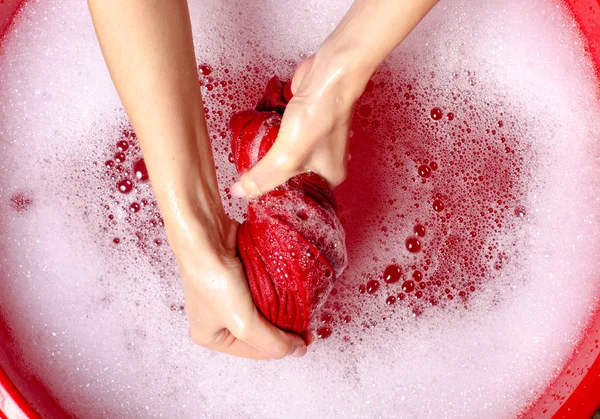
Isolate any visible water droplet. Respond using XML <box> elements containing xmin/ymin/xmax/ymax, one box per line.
<box><xmin>383</xmin><ymin>264</ymin><xmax>402</xmax><ymax>283</ymax></box>
<box><xmin>114</xmin><ymin>152</ymin><xmax>126</xmax><ymax>163</ymax></box>
<box><xmin>414</xmin><ymin>224</ymin><xmax>426</xmax><ymax>237</ymax></box>
<box><xmin>430</xmin><ymin>107</ymin><xmax>443</xmax><ymax>120</ymax></box>
<box><xmin>297</xmin><ymin>210</ymin><xmax>309</xmax><ymax>220</ymax></box>
<box><xmin>418</xmin><ymin>164</ymin><xmax>432</xmax><ymax>178</ymax></box>
<box><xmin>198</xmin><ymin>64</ymin><xmax>212</xmax><ymax>76</ymax></box>
<box><xmin>514</xmin><ymin>206</ymin><xmax>526</xmax><ymax>217</ymax></box>
<box><xmin>116</xmin><ymin>140</ymin><xmax>129</xmax><ymax>152</ymax></box>
<box><xmin>366</xmin><ymin>280</ymin><xmax>380</xmax><ymax>294</ymax></box>
<box><xmin>133</xmin><ymin>159</ymin><xmax>149</xmax><ymax>182</ymax></box>
<box><xmin>317</xmin><ymin>326</ymin><xmax>332</xmax><ymax>339</ymax></box>
<box><xmin>402</xmin><ymin>280</ymin><xmax>415</xmax><ymax>293</ymax></box>
<box><xmin>406</xmin><ymin>237</ymin><xmax>421</xmax><ymax>253</ymax></box>
<box><xmin>433</xmin><ymin>200</ymin><xmax>445</xmax><ymax>212</ymax></box>
<box><xmin>117</xmin><ymin>179</ymin><xmax>133</xmax><ymax>194</ymax></box>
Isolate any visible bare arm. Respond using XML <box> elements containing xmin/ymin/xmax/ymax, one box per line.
<box><xmin>88</xmin><ymin>0</ymin><xmax>307</xmax><ymax>359</ymax></box>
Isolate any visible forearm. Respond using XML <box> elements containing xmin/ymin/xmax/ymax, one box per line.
<box><xmin>88</xmin><ymin>0</ymin><xmax>224</xmax><ymax>250</ymax></box>
<box><xmin>310</xmin><ymin>0</ymin><xmax>439</xmax><ymax>99</ymax></box>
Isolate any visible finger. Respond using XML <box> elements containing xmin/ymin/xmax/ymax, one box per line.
<box><xmin>231</xmin><ymin>141</ymin><xmax>303</xmax><ymax>198</ymax></box>
<box><xmin>199</xmin><ymin>328</ymin><xmax>271</xmax><ymax>360</ymax></box>
<box><xmin>230</xmin><ymin>310</ymin><xmax>308</xmax><ymax>359</ymax></box>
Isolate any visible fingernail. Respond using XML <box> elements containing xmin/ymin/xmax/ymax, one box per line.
<box><xmin>231</xmin><ymin>182</ymin><xmax>245</xmax><ymax>198</ymax></box>
<box><xmin>289</xmin><ymin>344</ymin><xmax>307</xmax><ymax>358</ymax></box>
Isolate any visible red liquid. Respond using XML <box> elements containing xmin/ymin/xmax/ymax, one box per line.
<box><xmin>91</xmin><ymin>60</ymin><xmax>584</xmax><ymax>355</ymax></box>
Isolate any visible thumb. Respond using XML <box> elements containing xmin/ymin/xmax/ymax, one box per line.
<box><xmin>231</xmin><ymin>141</ymin><xmax>303</xmax><ymax>198</ymax></box>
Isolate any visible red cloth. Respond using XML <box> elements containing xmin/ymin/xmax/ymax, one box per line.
<box><xmin>231</xmin><ymin>77</ymin><xmax>347</xmax><ymax>333</ymax></box>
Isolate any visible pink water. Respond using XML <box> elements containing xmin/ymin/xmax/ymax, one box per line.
<box><xmin>0</xmin><ymin>0</ymin><xmax>599</xmax><ymax>417</ymax></box>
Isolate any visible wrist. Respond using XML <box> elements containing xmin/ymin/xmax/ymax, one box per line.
<box><xmin>310</xmin><ymin>41</ymin><xmax>376</xmax><ymax>103</ymax></box>
<box><xmin>154</xmin><ymin>179</ymin><xmax>230</xmax><ymax>254</ymax></box>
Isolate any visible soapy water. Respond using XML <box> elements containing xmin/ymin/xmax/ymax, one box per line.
<box><xmin>0</xmin><ymin>0</ymin><xmax>599</xmax><ymax>417</ymax></box>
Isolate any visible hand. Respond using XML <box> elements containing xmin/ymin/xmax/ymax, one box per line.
<box><xmin>172</xmin><ymin>213</ymin><xmax>308</xmax><ymax>360</ymax></box>
<box><xmin>231</xmin><ymin>54</ymin><xmax>361</xmax><ymax>198</ymax></box>
<box><xmin>230</xmin><ymin>0</ymin><xmax>439</xmax><ymax>199</ymax></box>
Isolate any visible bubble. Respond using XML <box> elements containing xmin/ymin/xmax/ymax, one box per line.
<box><xmin>198</xmin><ymin>64</ymin><xmax>212</xmax><ymax>76</ymax></box>
<box><xmin>116</xmin><ymin>140</ymin><xmax>129</xmax><ymax>152</ymax></box>
<box><xmin>383</xmin><ymin>264</ymin><xmax>402</xmax><ymax>283</ymax></box>
<box><xmin>114</xmin><ymin>152</ymin><xmax>126</xmax><ymax>163</ymax></box>
<box><xmin>0</xmin><ymin>0</ymin><xmax>599</xmax><ymax>418</ymax></box>
<box><xmin>430</xmin><ymin>107</ymin><xmax>443</xmax><ymax>120</ymax></box>
<box><xmin>133</xmin><ymin>159</ymin><xmax>149</xmax><ymax>182</ymax></box>
<box><xmin>414</xmin><ymin>224</ymin><xmax>426</xmax><ymax>237</ymax></box>
<box><xmin>401</xmin><ymin>280</ymin><xmax>416</xmax><ymax>293</ymax></box>
<box><xmin>432</xmin><ymin>200</ymin><xmax>445</xmax><ymax>212</ymax></box>
<box><xmin>366</xmin><ymin>280</ymin><xmax>380</xmax><ymax>294</ymax></box>
<box><xmin>317</xmin><ymin>326</ymin><xmax>332</xmax><ymax>339</ymax></box>
<box><xmin>418</xmin><ymin>164</ymin><xmax>432</xmax><ymax>178</ymax></box>
<box><xmin>406</xmin><ymin>237</ymin><xmax>422</xmax><ymax>253</ymax></box>
<box><xmin>117</xmin><ymin>179</ymin><xmax>133</xmax><ymax>194</ymax></box>
<box><xmin>514</xmin><ymin>206</ymin><xmax>527</xmax><ymax>217</ymax></box>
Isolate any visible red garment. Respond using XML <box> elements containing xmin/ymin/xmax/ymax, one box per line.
<box><xmin>231</xmin><ymin>77</ymin><xmax>347</xmax><ymax>333</ymax></box>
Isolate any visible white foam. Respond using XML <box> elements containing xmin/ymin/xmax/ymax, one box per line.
<box><xmin>0</xmin><ymin>0</ymin><xmax>599</xmax><ymax>418</ymax></box>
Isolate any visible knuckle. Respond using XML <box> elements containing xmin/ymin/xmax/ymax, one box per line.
<box><xmin>213</xmin><ymin>328</ymin><xmax>235</xmax><ymax>349</ymax></box>
<box><xmin>232</xmin><ymin>323</ymin><xmax>251</xmax><ymax>341</ymax></box>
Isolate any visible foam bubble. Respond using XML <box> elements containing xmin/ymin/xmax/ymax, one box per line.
<box><xmin>0</xmin><ymin>0</ymin><xmax>599</xmax><ymax>417</ymax></box>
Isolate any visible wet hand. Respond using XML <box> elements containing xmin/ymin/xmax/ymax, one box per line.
<box><xmin>172</xmin><ymin>214</ymin><xmax>308</xmax><ymax>359</ymax></box>
<box><xmin>231</xmin><ymin>54</ymin><xmax>363</xmax><ymax>198</ymax></box>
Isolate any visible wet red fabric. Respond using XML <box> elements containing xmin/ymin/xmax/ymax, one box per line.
<box><xmin>231</xmin><ymin>77</ymin><xmax>347</xmax><ymax>333</ymax></box>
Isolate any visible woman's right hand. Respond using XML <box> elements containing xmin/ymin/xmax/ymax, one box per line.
<box><xmin>169</xmin><ymin>211</ymin><xmax>308</xmax><ymax>360</ymax></box>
